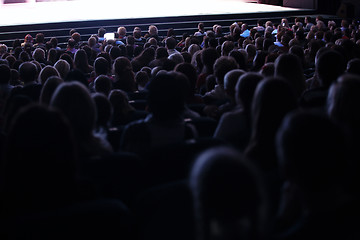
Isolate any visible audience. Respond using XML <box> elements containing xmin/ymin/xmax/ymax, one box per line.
<box><xmin>1</xmin><ymin>14</ymin><xmax>360</xmax><ymax>240</ymax></box>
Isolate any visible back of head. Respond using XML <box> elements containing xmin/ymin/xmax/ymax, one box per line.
<box><xmin>251</xmin><ymin>78</ymin><xmax>298</xmax><ymax>145</ymax></box>
<box><xmin>88</xmin><ymin>36</ymin><xmax>97</xmax><ymax>48</ymax></box>
<box><xmin>38</xmin><ymin>65</ymin><xmax>60</xmax><ymax>85</ymax></box>
<box><xmin>188</xmin><ymin>44</ymin><xmax>201</xmax><ymax>57</ymax></box>
<box><xmin>5</xmin><ymin>55</ymin><xmax>16</xmax><ymax>68</ymax></box>
<box><xmin>0</xmin><ymin>64</ymin><xmax>11</xmax><ymax>84</ymax></box>
<box><xmin>316</xmin><ymin>50</ymin><xmax>346</xmax><ymax>88</ymax></box>
<box><xmin>0</xmin><ymin>43</ymin><xmax>8</xmax><ymax>55</ymax></box>
<box><xmin>3</xmin><ymin>104</ymin><xmax>77</xmax><ymax>211</ymax></box>
<box><xmin>165</xmin><ymin>37</ymin><xmax>177</xmax><ymax>50</ymax></box>
<box><xmin>224</xmin><ymin>69</ymin><xmax>245</xmax><ymax>99</ymax></box>
<box><xmin>260</xmin><ymin>62</ymin><xmax>275</xmax><ymax>77</ymax></box>
<box><xmin>229</xmin><ymin>49</ymin><xmax>248</xmax><ymax>71</ymax></box>
<box><xmin>113</xmin><ymin>56</ymin><xmax>132</xmax><ymax>75</ymax></box>
<box><xmin>60</xmin><ymin>53</ymin><xmax>74</xmax><ymax>69</ymax></box>
<box><xmin>190</xmin><ymin>146</ymin><xmax>266</xmax><ymax>240</ymax></box>
<box><xmin>109</xmin><ymin>46</ymin><xmax>121</xmax><ymax>60</ymax></box>
<box><xmin>54</xmin><ymin>59</ymin><xmax>71</xmax><ymax>79</ymax></box>
<box><xmin>71</xmin><ymin>32</ymin><xmax>81</xmax><ymax>43</ymax></box>
<box><xmin>201</xmin><ymin>48</ymin><xmax>219</xmax><ymax>72</ymax></box>
<box><xmin>155</xmin><ymin>47</ymin><xmax>169</xmax><ymax>59</ymax></box>
<box><xmin>117</xmin><ymin>26</ymin><xmax>127</xmax><ymax>36</ymax></box>
<box><xmin>147</xmin><ymin>71</ymin><xmax>188</xmax><ymax>121</ymax></box>
<box><xmin>67</xmin><ymin>38</ymin><xmax>76</xmax><ymax>49</ymax></box>
<box><xmin>289</xmin><ymin>45</ymin><xmax>305</xmax><ymax>63</ymax></box>
<box><xmin>148</xmin><ymin>25</ymin><xmax>158</xmax><ymax>36</ymax></box>
<box><xmin>94</xmin><ymin>56</ymin><xmax>110</xmax><ymax>76</ymax></box>
<box><xmin>181</xmin><ymin>51</ymin><xmax>192</xmax><ymax>63</ymax></box>
<box><xmin>92</xmin><ymin>92</ymin><xmax>112</xmax><ymax>129</ymax></box>
<box><xmin>35</xmin><ymin>32</ymin><xmax>45</xmax><ymax>44</ymax></box>
<box><xmin>213</xmin><ymin>56</ymin><xmax>239</xmax><ymax>86</ymax></box>
<box><xmin>252</xmin><ymin>51</ymin><xmax>268</xmax><ymax>72</ymax></box>
<box><xmin>108</xmin><ymin>89</ymin><xmax>134</xmax><ymax>117</ymax></box>
<box><xmin>74</xmin><ymin>49</ymin><xmax>89</xmax><ymax>69</ymax></box>
<box><xmin>236</xmin><ymin>72</ymin><xmax>264</xmax><ymax>112</ymax></box>
<box><xmin>168</xmin><ymin>53</ymin><xmax>184</xmax><ymax>65</ymax></box>
<box><xmin>174</xmin><ymin>62</ymin><xmax>197</xmax><ymax>94</ymax></box>
<box><xmin>276</xmin><ymin>109</ymin><xmax>346</xmax><ymax>193</ymax></box>
<box><xmin>346</xmin><ymin>58</ymin><xmax>360</xmax><ymax>76</ymax></box>
<box><xmin>39</xmin><ymin>76</ymin><xmax>63</xmax><ymax>105</ymax></box>
<box><xmin>65</xmin><ymin>68</ymin><xmax>88</xmax><ymax>87</ymax></box>
<box><xmin>19</xmin><ymin>62</ymin><xmax>38</xmax><ymax>83</ymax></box>
<box><xmin>94</xmin><ymin>75</ymin><xmax>113</xmax><ymax>96</ymax></box>
<box><xmin>245</xmin><ymin>44</ymin><xmax>257</xmax><ymax>60</ymax></box>
<box><xmin>328</xmin><ymin>74</ymin><xmax>360</xmax><ymax>130</ymax></box>
<box><xmin>50</xmin><ymin>81</ymin><xmax>96</xmax><ymax>140</ymax></box>
<box><xmin>208</xmin><ymin>37</ymin><xmax>218</xmax><ymax>48</ymax></box>
<box><xmin>98</xmin><ymin>27</ymin><xmax>106</xmax><ymax>38</ymax></box>
<box><xmin>221</xmin><ymin>41</ymin><xmax>235</xmax><ymax>56</ymax></box>
<box><xmin>135</xmin><ymin>71</ymin><xmax>149</xmax><ymax>90</ymax></box>
<box><xmin>275</xmin><ymin>53</ymin><xmax>305</xmax><ymax>97</ymax></box>
<box><xmin>137</xmin><ymin>47</ymin><xmax>155</xmax><ymax>63</ymax></box>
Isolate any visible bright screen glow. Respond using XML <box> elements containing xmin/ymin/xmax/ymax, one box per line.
<box><xmin>0</xmin><ymin>0</ymin><xmax>311</xmax><ymax>27</ymax></box>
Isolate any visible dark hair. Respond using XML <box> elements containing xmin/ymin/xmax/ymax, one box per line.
<box><xmin>94</xmin><ymin>57</ymin><xmax>109</xmax><ymax>76</ymax></box>
<box><xmin>19</xmin><ymin>62</ymin><xmax>38</xmax><ymax>83</ymax></box>
<box><xmin>0</xmin><ymin>64</ymin><xmax>11</xmax><ymax>84</ymax></box>
<box><xmin>190</xmin><ymin>146</ymin><xmax>266</xmax><ymax>240</ymax></box>
<box><xmin>147</xmin><ymin>71</ymin><xmax>188</xmax><ymax>120</ymax></box>
<box><xmin>35</xmin><ymin>33</ymin><xmax>45</xmax><ymax>44</ymax></box>
<box><xmin>98</xmin><ymin>27</ymin><xmax>106</xmax><ymax>37</ymax></box>
<box><xmin>165</xmin><ymin>37</ymin><xmax>177</xmax><ymax>50</ymax></box>
<box><xmin>276</xmin><ymin>109</ymin><xmax>346</xmax><ymax>193</ymax></box>
<box><xmin>94</xmin><ymin>75</ymin><xmax>113</xmax><ymax>96</ymax></box>
<box><xmin>92</xmin><ymin>92</ymin><xmax>112</xmax><ymax>130</ymax></box>
<box><xmin>316</xmin><ymin>50</ymin><xmax>346</xmax><ymax>88</ymax></box>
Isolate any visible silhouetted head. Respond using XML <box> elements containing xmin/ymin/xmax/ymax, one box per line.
<box><xmin>223</xmin><ymin>69</ymin><xmax>245</xmax><ymax>100</ymax></box>
<box><xmin>346</xmin><ymin>58</ymin><xmax>360</xmax><ymax>76</ymax></box>
<box><xmin>54</xmin><ymin>59</ymin><xmax>71</xmax><ymax>80</ymax></box>
<box><xmin>229</xmin><ymin>49</ymin><xmax>248</xmax><ymax>71</ymax></box>
<box><xmin>39</xmin><ymin>76</ymin><xmax>63</xmax><ymax>105</ymax></box>
<box><xmin>236</xmin><ymin>72</ymin><xmax>264</xmax><ymax>112</ymax></box>
<box><xmin>165</xmin><ymin>37</ymin><xmax>177</xmax><ymax>50</ymax></box>
<box><xmin>328</xmin><ymin>74</ymin><xmax>360</xmax><ymax>132</ymax></box>
<box><xmin>94</xmin><ymin>56</ymin><xmax>110</xmax><ymax>76</ymax></box>
<box><xmin>213</xmin><ymin>56</ymin><xmax>239</xmax><ymax>86</ymax></box>
<box><xmin>249</xmin><ymin>77</ymin><xmax>298</xmax><ymax>161</ymax></box>
<box><xmin>0</xmin><ymin>64</ymin><xmax>11</xmax><ymax>85</ymax></box>
<box><xmin>65</xmin><ymin>68</ymin><xmax>88</xmax><ymax>87</ymax></box>
<box><xmin>155</xmin><ymin>47</ymin><xmax>169</xmax><ymax>59</ymax></box>
<box><xmin>135</xmin><ymin>71</ymin><xmax>149</xmax><ymax>90</ymax></box>
<box><xmin>94</xmin><ymin>75</ymin><xmax>113</xmax><ymax>97</ymax></box>
<box><xmin>276</xmin><ymin>109</ymin><xmax>346</xmax><ymax>195</ymax></box>
<box><xmin>316</xmin><ymin>50</ymin><xmax>346</xmax><ymax>88</ymax></box>
<box><xmin>74</xmin><ymin>49</ymin><xmax>90</xmax><ymax>73</ymax></box>
<box><xmin>108</xmin><ymin>89</ymin><xmax>135</xmax><ymax>121</ymax></box>
<box><xmin>50</xmin><ymin>81</ymin><xmax>96</xmax><ymax>141</ymax></box>
<box><xmin>201</xmin><ymin>48</ymin><xmax>219</xmax><ymax>74</ymax></box>
<box><xmin>147</xmin><ymin>71</ymin><xmax>188</xmax><ymax>121</ymax></box>
<box><xmin>3</xmin><ymin>103</ymin><xmax>77</xmax><ymax>214</ymax></box>
<box><xmin>92</xmin><ymin>92</ymin><xmax>112</xmax><ymax>130</ymax></box>
<box><xmin>174</xmin><ymin>62</ymin><xmax>197</xmax><ymax>96</ymax></box>
<box><xmin>38</xmin><ymin>65</ymin><xmax>60</xmax><ymax>85</ymax></box>
<box><xmin>19</xmin><ymin>62</ymin><xmax>38</xmax><ymax>83</ymax></box>
<box><xmin>190</xmin><ymin>146</ymin><xmax>267</xmax><ymax>240</ymax></box>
